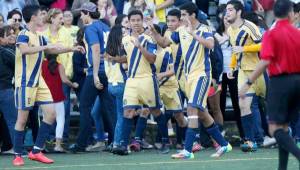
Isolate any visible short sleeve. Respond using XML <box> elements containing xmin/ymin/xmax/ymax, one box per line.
<box><xmin>260</xmin><ymin>31</ymin><xmax>274</xmax><ymax>61</ymax></box>
<box><xmin>85</xmin><ymin>26</ymin><xmax>99</xmax><ymax>46</ymax></box>
<box><xmin>170</xmin><ymin>32</ymin><xmax>180</xmax><ymax>44</ymax></box>
<box><xmin>16</xmin><ymin>34</ymin><xmax>29</xmax><ymax>44</ymax></box>
<box><xmin>203</xmin><ymin>32</ymin><xmax>213</xmax><ymax>39</ymax></box>
<box><xmin>146</xmin><ymin>40</ymin><xmax>157</xmax><ymax>55</ymax></box>
<box><xmin>246</xmin><ymin>22</ymin><xmax>262</xmax><ymax>43</ymax></box>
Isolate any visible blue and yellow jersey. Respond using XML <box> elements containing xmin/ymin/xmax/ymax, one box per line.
<box><xmin>15</xmin><ymin>29</ymin><xmax>47</xmax><ymax>88</ymax></box>
<box><xmin>169</xmin><ymin>25</ymin><xmax>213</xmax><ymax>78</ymax></box>
<box><xmin>105</xmin><ymin>59</ymin><xmax>127</xmax><ymax>84</ymax></box>
<box><xmin>164</xmin><ymin>30</ymin><xmax>184</xmax><ymax>82</ymax></box>
<box><xmin>122</xmin><ymin>33</ymin><xmax>157</xmax><ymax>78</ymax></box>
<box><xmin>84</xmin><ymin>20</ymin><xmax>110</xmax><ymax>76</ymax></box>
<box><xmin>227</xmin><ymin>20</ymin><xmax>262</xmax><ymax>71</ymax></box>
<box><xmin>155</xmin><ymin>47</ymin><xmax>178</xmax><ymax>88</ymax></box>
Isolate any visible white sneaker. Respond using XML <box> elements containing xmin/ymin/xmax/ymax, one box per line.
<box><xmin>262</xmin><ymin>136</ymin><xmax>276</xmax><ymax>147</ymax></box>
<box><xmin>86</xmin><ymin>142</ymin><xmax>105</xmax><ymax>152</ymax></box>
<box><xmin>2</xmin><ymin>148</ymin><xmax>14</xmax><ymax>155</ymax></box>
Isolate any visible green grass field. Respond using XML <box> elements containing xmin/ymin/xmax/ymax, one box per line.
<box><xmin>0</xmin><ymin>148</ymin><xmax>298</xmax><ymax>170</ymax></box>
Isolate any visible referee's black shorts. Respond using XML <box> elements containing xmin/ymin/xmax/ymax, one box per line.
<box><xmin>267</xmin><ymin>73</ymin><xmax>300</xmax><ymax>124</ymax></box>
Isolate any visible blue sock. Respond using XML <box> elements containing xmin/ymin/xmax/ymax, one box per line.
<box><xmin>135</xmin><ymin>116</ymin><xmax>147</xmax><ymax>142</ymax></box>
<box><xmin>206</xmin><ymin>123</ymin><xmax>228</xmax><ymax>147</ymax></box>
<box><xmin>241</xmin><ymin>114</ymin><xmax>255</xmax><ymax>142</ymax></box>
<box><xmin>155</xmin><ymin>114</ymin><xmax>169</xmax><ymax>144</ymax></box>
<box><xmin>14</xmin><ymin>130</ymin><xmax>25</xmax><ymax>155</ymax></box>
<box><xmin>120</xmin><ymin>117</ymin><xmax>133</xmax><ymax>147</ymax></box>
<box><xmin>33</xmin><ymin>121</ymin><xmax>51</xmax><ymax>154</ymax></box>
<box><xmin>184</xmin><ymin>128</ymin><xmax>197</xmax><ymax>152</ymax></box>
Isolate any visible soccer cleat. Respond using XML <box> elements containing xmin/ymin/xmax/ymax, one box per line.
<box><xmin>129</xmin><ymin>140</ymin><xmax>141</xmax><ymax>152</ymax></box>
<box><xmin>211</xmin><ymin>143</ymin><xmax>232</xmax><ymax>158</ymax></box>
<box><xmin>192</xmin><ymin>142</ymin><xmax>204</xmax><ymax>153</ymax></box>
<box><xmin>159</xmin><ymin>144</ymin><xmax>170</xmax><ymax>154</ymax></box>
<box><xmin>112</xmin><ymin>145</ymin><xmax>129</xmax><ymax>155</ymax></box>
<box><xmin>240</xmin><ymin>141</ymin><xmax>258</xmax><ymax>152</ymax></box>
<box><xmin>28</xmin><ymin>151</ymin><xmax>54</xmax><ymax>164</ymax></box>
<box><xmin>171</xmin><ymin>149</ymin><xmax>194</xmax><ymax>159</ymax></box>
<box><xmin>13</xmin><ymin>155</ymin><xmax>24</xmax><ymax>166</ymax></box>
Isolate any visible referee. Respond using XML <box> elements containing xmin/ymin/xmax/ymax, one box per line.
<box><xmin>239</xmin><ymin>0</ymin><xmax>300</xmax><ymax>169</ymax></box>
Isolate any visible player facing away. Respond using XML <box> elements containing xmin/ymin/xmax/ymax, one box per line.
<box><xmin>239</xmin><ymin>0</ymin><xmax>300</xmax><ymax>169</ymax></box>
<box><xmin>112</xmin><ymin>10</ymin><xmax>170</xmax><ymax>155</ymax></box>
<box><xmin>226</xmin><ymin>0</ymin><xmax>266</xmax><ymax>152</ymax></box>
<box><xmin>12</xmin><ymin>5</ymin><xmax>84</xmax><ymax>166</ymax></box>
<box><xmin>150</xmin><ymin>2</ymin><xmax>232</xmax><ymax>159</ymax></box>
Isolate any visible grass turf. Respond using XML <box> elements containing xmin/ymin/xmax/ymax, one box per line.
<box><xmin>0</xmin><ymin>148</ymin><xmax>298</xmax><ymax>170</ymax></box>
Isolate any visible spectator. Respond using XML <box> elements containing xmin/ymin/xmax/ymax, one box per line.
<box><xmin>71</xmin><ymin>0</ymin><xmax>89</xmax><ymax>25</ymax></box>
<box><xmin>97</xmin><ymin>0</ymin><xmax>117</xmax><ymax>26</ymax></box>
<box><xmin>0</xmin><ymin>25</ymin><xmax>18</xmax><ymax>152</ymax></box>
<box><xmin>293</xmin><ymin>2</ymin><xmax>300</xmax><ymax>28</ymax></box>
<box><xmin>63</xmin><ymin>10</ymin><xmax>79</xmax><ymax>44</ymax></box>
<box><xmin>40</xmin><ymin>8</ymin><xmax>75</xmax><ymax>142</ymax></box>
<box><xmin>36</xmin><ymin>6</ymin><xmax>49</xmax><ymax>32</ymax></box>
<box><xmin>50</xmin><ymin>0</ymin><xmax>67</xmax><ymax>10</ymax></box>
<box><xmin>0</xmin><ymin>0</ymin><xmax>25</xmax><ymax>23</ymax></box>
<box><xmin>42</xmin><ymin>54</ymin><xmax>78</xmax><ymax>152</ymax></box>
<box><xmin>7</xmin><ymin>9</ymin><xmax>23</xmax><ymax>34</ymax></box>
<box><xmin>253</xmin><ymin>0</ymin><xmax>275</xmax><ymax>26</ymax></box>
<box><xmin>124</xmin><ymin>0</ymin><xmax>155</xmax><ymax>15</ymax></box>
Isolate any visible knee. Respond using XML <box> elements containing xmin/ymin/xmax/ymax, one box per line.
<box><xmin>16</xmin><ymin>118</ymin><xmax>27</xmax><ymax>129</ymax></box>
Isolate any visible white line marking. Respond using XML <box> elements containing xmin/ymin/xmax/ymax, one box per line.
<box><xmin>3</xmin><ymin>157</ymin><xmax>279</xmax><ymax>170</ymax></box>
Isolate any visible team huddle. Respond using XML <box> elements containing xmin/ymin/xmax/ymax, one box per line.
<box><xmin>9</xmin><ymin>0</ymin><xmax>300</xmax><ymax>170</ymax></box>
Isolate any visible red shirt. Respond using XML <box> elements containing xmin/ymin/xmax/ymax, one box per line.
<box><xmin>261</xmin><ymin>19</ymin><xmax>300</xmax><ymax>77</ymax></box>
<box><xmin>42</xmin><ymin>60</ymin><xmax>65</xmax><ymax>103</ymax></box>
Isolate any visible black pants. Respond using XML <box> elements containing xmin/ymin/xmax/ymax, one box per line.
<box><xmin>220</xmin><ymin>71</ymin><xmax>244</xmax><ymax>138</ymax></box>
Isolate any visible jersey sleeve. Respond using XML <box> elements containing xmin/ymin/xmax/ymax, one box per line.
<box><xmin>85</xmin><ymin>26</ymin><xmax>99</xmax><ymax>46</ymax></box>
<box><xmin>246</xmin><ymin>22</ymin><xmax>262</xmax><ymax>43</ymax></box>
<box><xmin>16</xmin><ymin>34</ymin><xmax>29</xmax><ymax>45</ymax></box>
<box><xmin>146</xmin><ymin>38</ymin><xmax>157</xmax><ymax>55</ymax></box>
<box><xmin>202</xmin><ymin>27</ymin><xmax>214</xmax><ymax>40</ymax></box>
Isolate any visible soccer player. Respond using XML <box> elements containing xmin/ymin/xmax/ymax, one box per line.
<box><xmin>68</xmin><ymin>2</ymin><xmax>112</xmax><ymax>153</ymax></box>
<box><xmin>226</xmin><ymin>0</ymin><xmax>266</xmax><ymax>152</ymax></box>
<box><xmin>239</xmin><ymin>0</ymin><xmax>300</xmax><ymax>169</ymax></box>
<box><xmin>151</xmin><ymin>2</ymin><xmax>232</xmax><ymax>159</ymax></box>
<box><xmin>164</xmin><ymin>8</ymin><xmax>188</xmax><ymax>149</ymax></box>
<box><xmin>112</xmin><ymin>10</ymin><xmax>170</xmax><ymax>155</ymax></box>
<box><xmin>12</xmin><ymin>5</ymin><xmax>84</xmax><ymax>166</ymax></box>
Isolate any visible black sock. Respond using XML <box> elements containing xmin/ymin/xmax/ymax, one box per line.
<box><xmin>278</xmin><ymin>145</ymin><xmax>289</xmax><ymax>170</ymax></box>
<box><xmin>274</xmin><ymin>129</ymin><xmax>300</xmax><ymax>160</ymax></box>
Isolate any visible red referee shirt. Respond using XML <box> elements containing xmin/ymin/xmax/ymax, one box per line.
<box><xmin>261</xmin><ymin>19</ymin><xmax>300</xmax><ymax>77</ymax></box>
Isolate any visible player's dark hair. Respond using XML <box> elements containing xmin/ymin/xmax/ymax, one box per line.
<box><xmin>167</xmin><ymin>9</ymin><xmax>181</xmax><ymax>19</ymax></box>
<box><xmin>115</xmin><ymin>14</ymin><xmax>127</xmax><ymax>25</ymax></box>
<box><xmin>22</xmin><ymin>5</ymin><xmax>40</xmax><ymax>23</ymax></box>
<box><xmin>45</xmin><ymin>54</ymin><xmax>58</xmax><ymax>75</ymax></box>
<box><xmin>7</xmin><ymin>9</ymin><xmax>22</xmax><ymax>20</ymax></box>
<box><xmin>40</xmin><ymin>5</ymin><xmax>49</xmax><ymax>12</ymax></box>
<box><xmin>274</xmin><ymin>0</ymin><xmax>293</xmax><ymax>18</ymax></box>
<box><xmin>81</xmin><ymin>9</ymin><xmax>101</xmax><ymax>19</ymax></box>
<box><xmin>128</xmin><ymin>9</ymin><xmax>143</xmax><ymax>20</ymax></box>
<box><xmin>180</xmin><ymin>2</ymin><xmax>199</xmax><ymax>18</ymax></box>
<box><xmin>217</xmin><ymin>15</ymin><xmax>226</xmax><ymax>35</ymax></box>
<box><xmin>227</xmin><ymin>0</ymin><xmax>244</xmax><ymax>17</ymax></box>
<box><xmin>76</xmin><ymin>28</ymin><xmax>85</xmax><ymax>47</ymax></box>
<box><xmin>294</xmin><ymin>2</ymin><xmax>300</xmax><ymax>13</ymax></box>
<box><xmin>106</xmin><ymin>25</ymin><xmax>123</xmax><ymax>57</ymax></box>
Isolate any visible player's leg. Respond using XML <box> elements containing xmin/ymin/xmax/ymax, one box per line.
<box><xmin>208</xmin><ymin>90</ymin><xmax>224</xmax><ymax>133</ymax></box>
<box><xmin>54</xmin><ymin>102</ymin><xmax>65</xmax><ymax>152</ymax></box>
<box><xmin>131</xmin><ymin>108</ymin><xmax>149</xmax><ymax>152</ymax></box>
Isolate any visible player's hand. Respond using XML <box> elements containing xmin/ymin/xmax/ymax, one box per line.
<box><xmin>93</xmin><ymin>76</ymin><xmax>103</xmax><ymax>90</ymax></box>
<box><xmin>232</xmin><ymin>46</ymin><xmax>243</xmax><ymax>54</ymax></box>
<box><xmin>227</xmin><ymin>71</ymin><xmax>235</xmax><ymax>79</ymax></box>
<box><xmin>72</xmin><ymin>82</ymin><xmax>79</xmax><ymax>89</ymax></box>
<box><xmin>238</xmin><ymin>83</ymin><xmax>250</xmax><ymax>98</ymax></box>
<box><xmin>156</xmin><ymin>73</ymin><xmax>164</xmax><ymax>81</ymax></box>
<box><xmin>131</xmin><ymin>38</ymin><xmax>141</xmax><ymax>48</ymax></box>
<box><xmin>72</xmin><ymin>45</ymin><xmax>85</xmax><ymax>54</ymax></box>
